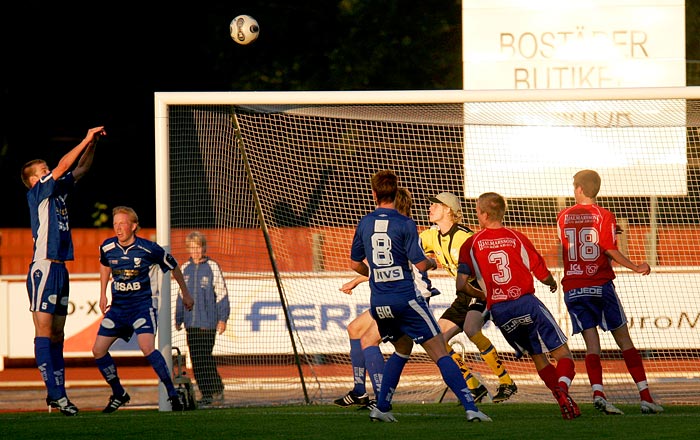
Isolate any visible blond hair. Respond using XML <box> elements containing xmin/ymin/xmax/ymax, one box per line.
<box><xmin>448</xmin><ymin>207</ymin><xmax>463</xmax><ymax>224</ymax></box>
<box><xmin>112</xmin><ymin>206</ymin><xmax>141</xmax><ymax>232</ymax></box>
<box><xmin>186</xmin><ymin>230</ymin><xmax>207</xmax><ymax>253</ymax></box>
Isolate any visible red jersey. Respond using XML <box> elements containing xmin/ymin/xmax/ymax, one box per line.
<box><xmin>458</xmin><ymin>226</ymin><xmax>552</xmax><ymax>309</ymax></box>
<box><xmin>557</xmin><ymin>203</ymin><xmax>617</xmax><ymax>291</ymax></box>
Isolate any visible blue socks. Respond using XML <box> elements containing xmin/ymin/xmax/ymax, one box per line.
<box><xmin>363</xmin><ymin>345</ymin><xmax>385</xmax><ymax>397</ymax></box>
<box><xmin>35</xmin><ymin>337</ymin><xmax>61</xmax><ymax>400</ymax></box>
<box><xmin>96</xmin><ymin>353</ymin><xmax>125</xmax><ymax>396</ymax></box>
<box><xmin>376</xmin><ymin>352</ymin><xmax>408</xmax><ymax>412</ymax></box>
<box><xmin>146</xmin><ymin>351</ymin><xmax>177</xmax><ymax>396</ymax></box>
<box><xmin>349</xmin><ymin>339</ymin><xmax>366</xmax><ymax>395</ymax></box>
<box><xmin>49</xmin><ymin>341</ymin><xmax>66</xmax><ymax>397</ymax></box>
<box><xmin>438</xmin><ymin>355</ymin><xmax>478</xmax><ymax>411</ymax></box>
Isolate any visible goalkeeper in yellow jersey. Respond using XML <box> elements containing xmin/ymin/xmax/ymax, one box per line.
<box><xmin>421</xmin><ymin>192</ymin><xmax>517</xmax><ymax>403</ymax></box>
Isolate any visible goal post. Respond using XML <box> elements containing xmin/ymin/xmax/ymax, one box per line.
<box><xmin>155</xmin><ymin>87</ymin><xmax>700</xmax><ymax>408</ymax></box>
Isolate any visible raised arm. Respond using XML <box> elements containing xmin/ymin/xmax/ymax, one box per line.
<box><xmin>54</xmin><ymin>126</ymin><xmax>106</xmax><ymax>181</ymax></box>
<box><xmin>72</xmin><ymin>143</ymin><xmax>97</xmax><ymax>181</ymax></box>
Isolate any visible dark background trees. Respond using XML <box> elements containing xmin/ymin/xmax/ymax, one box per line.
<box><xmin>0</xmin><ymin>1</ymin><xmax>697</xmax><ymax>227</ymax></box>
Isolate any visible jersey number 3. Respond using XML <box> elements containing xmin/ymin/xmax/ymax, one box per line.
<box><xmin>488</xmin><ymin>250</ymin><xmax>511</xmax><ymax>284</ymax></box>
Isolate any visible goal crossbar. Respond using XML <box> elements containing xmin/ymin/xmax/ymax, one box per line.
<box><xmin>155</xmin><ymin>87</ymin><xmax>700</xmax><ymax>409</ymax></box>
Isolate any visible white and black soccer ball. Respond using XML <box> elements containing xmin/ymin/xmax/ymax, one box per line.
<box><xmin>230</xmin><ymin>15</ymin><xmax>259</xmax><ymax>45</ymax></box>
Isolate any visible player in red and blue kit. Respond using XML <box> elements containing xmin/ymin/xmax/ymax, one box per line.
<box><xmin>557</xmin><ymin>169</ymin><xmax>663</xmax><ymax>415</ymax></box>
<box><xmin>457</xmin><ymin>192</ymin><xmax>580</xmax><ymax>420</ymax></box>
<box><xmin>350</xmin><ymin>170</ymin><xmax>490</xmax><ymax>423</ymax></box>
<box><xmin>93</xmin><ymin>206</ymin><xmax>194</xmax><ymax>413</ymax></box>
<box><xmin>20</xmin><ymin>126</ymin><xmax>105</xmax><ymax>416</ymax></box>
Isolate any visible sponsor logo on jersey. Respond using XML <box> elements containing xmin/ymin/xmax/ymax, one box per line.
<box><xmin>566</xmin><ymin>263</ymin><xmax>583</xmax><ymax>276</ymax></box>
<box><xmin>113</xmin><ymin>281</ymin><xmax>142</xmax><ymax>291</ymax></box>
<box><xmin>113</xmin><ymin>269</ymin><xmax>139</xmax><ymax>279</ymax></box>
<box><xmin>373</xmin><ymin>266</ymin><xmax>404</xmax><ymax>282</ymax></box>
<box><xmin>563</xmin><ymin>213</ymin><xmax>600</xmax><ymax>224</ymax></box>
<box><xmin>507</xmin><ymin>286</ymin><xmax>523</xmax><ymax>299</ymax></box>
<box><xmin>492</xmin><ymin>287</ymin><xmax>507</xmax><ymax>302</ymax></box>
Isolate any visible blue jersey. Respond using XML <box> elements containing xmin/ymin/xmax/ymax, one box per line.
<box><xmin>351</xmin><ymin>207</ymin><xmax>427</xmax><ymax>298</ymax></box>
<box><xmin>26</xmin><ymin>172</ymin><xmax>76</xmax><ymax>262</ymax></box>
<box><xmin>99</xmin><ymin>236</ymin><xmax>178</xmax><ymax>309</ymax></box>
<box><xmin>176</xmin><ymin>257</ymin><xmax>230</xmax><ymax>329</ymax></box>
<box><xmin>413</xmin><ymin>264</ymin><xmax>441</xmax><ymax>299</ymax></box>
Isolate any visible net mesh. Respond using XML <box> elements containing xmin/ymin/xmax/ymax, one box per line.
<box><xmin>163</xmin><ymin>95</ymin><xmax>700</xmax><ymax>407</ymax></box>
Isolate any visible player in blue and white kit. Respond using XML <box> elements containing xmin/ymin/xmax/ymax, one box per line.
<box><xmin>93</xmin><ymin>206</ymin><xmax>194</xmax><ymax>413</ymax></box>
<box><xmin>335</xmin><ymin>187</ymin><xmax>440</xmax><ymax>409</ymax></box>
<box><xmin>350</xmin><ymin>170</ymin><xmax>490</xmax><ymax>423</ymax></box>
<box><xmin>20</xmin><ymin>126</ymin><xmax>105</xmax><ymax>416</ymax></box>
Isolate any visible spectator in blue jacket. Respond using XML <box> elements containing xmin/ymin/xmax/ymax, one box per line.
<box><xmin>176</xmin><ymin>231</ymin><xmax>230</xmax><ymax>406</ymax></box>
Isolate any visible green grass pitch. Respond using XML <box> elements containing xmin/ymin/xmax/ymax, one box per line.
<box><xmin>2</xmin><ymin>403</ymin><xmax>698</xmax><ymax>440</ymax></box>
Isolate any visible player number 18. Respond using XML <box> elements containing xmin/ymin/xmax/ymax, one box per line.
<box><xmin>564</xmin><ymin>227</ymin><xmax>600</xmax><ymax>261</ymax></box>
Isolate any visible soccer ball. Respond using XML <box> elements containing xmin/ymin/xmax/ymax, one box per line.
<box><xmin>230</xmin><ymin>15</ymin><xmax>259</xmax><ymax>45</ymax></box>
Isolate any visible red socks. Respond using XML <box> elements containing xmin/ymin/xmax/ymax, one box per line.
<box><xmin>555</xmin><ymin>357</ymin><xmax>576</xmax><ymax>391</ymax></box>
<box><xmin>585</xmin><ymin>353</ymin><xmax>606</xmax><ymax>398</ymax></box>
<box><xmin>623</xmin><ymin>348</ymin><xmax>653</xmax><ymax>402</ymax></box>
<box><xmin>537</xmin><ymin>363</ymin><xmax>558</xmax><ymax>391</ymax></box>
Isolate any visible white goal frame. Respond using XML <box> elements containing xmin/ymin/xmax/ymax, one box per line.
<box><xmin>154</xmin><ymin>87</ymin><xmax>700</xmax><ymax>410</ymax></box>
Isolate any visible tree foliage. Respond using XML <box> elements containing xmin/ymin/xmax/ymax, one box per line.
<box><xmin>2</xmin><ymin>1</ymin><xmax>700</xmax><ymax>227</ymax></box>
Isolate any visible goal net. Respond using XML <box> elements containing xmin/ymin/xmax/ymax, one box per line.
<box><xmin>155</xmin><ymin>88</ymin><xmax>700</xmax><ymax>408</ymax></box>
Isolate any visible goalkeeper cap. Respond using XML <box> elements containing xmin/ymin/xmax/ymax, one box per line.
<box><xmin>428</xmin><ymin>192</ymin><xmax>462</xmax><ymax>216</ymax></box>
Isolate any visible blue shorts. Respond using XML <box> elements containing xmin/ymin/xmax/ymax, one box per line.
<box><xmin>564</xmin><ymin>280</ymin><xmax>626</xmax><ymax>334</ymax></box>
<box><xmin>26</xmin><ymin>260</ymin><xmax>69</xmax><ymax>315</ymax></box>
<box><xmin>371</xmin><ymin>294</ymin><xmax>441</xmax><ymax>345</ymax></box>
<box><xmin>98</xmin><ymin>299</ymin><xmax>159</xmax><ymax>342</ymax></box>
<box><xmin>490</xmin><ymin>294</ymin><xmax>568</xmax><ymax>358</ymax></box>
